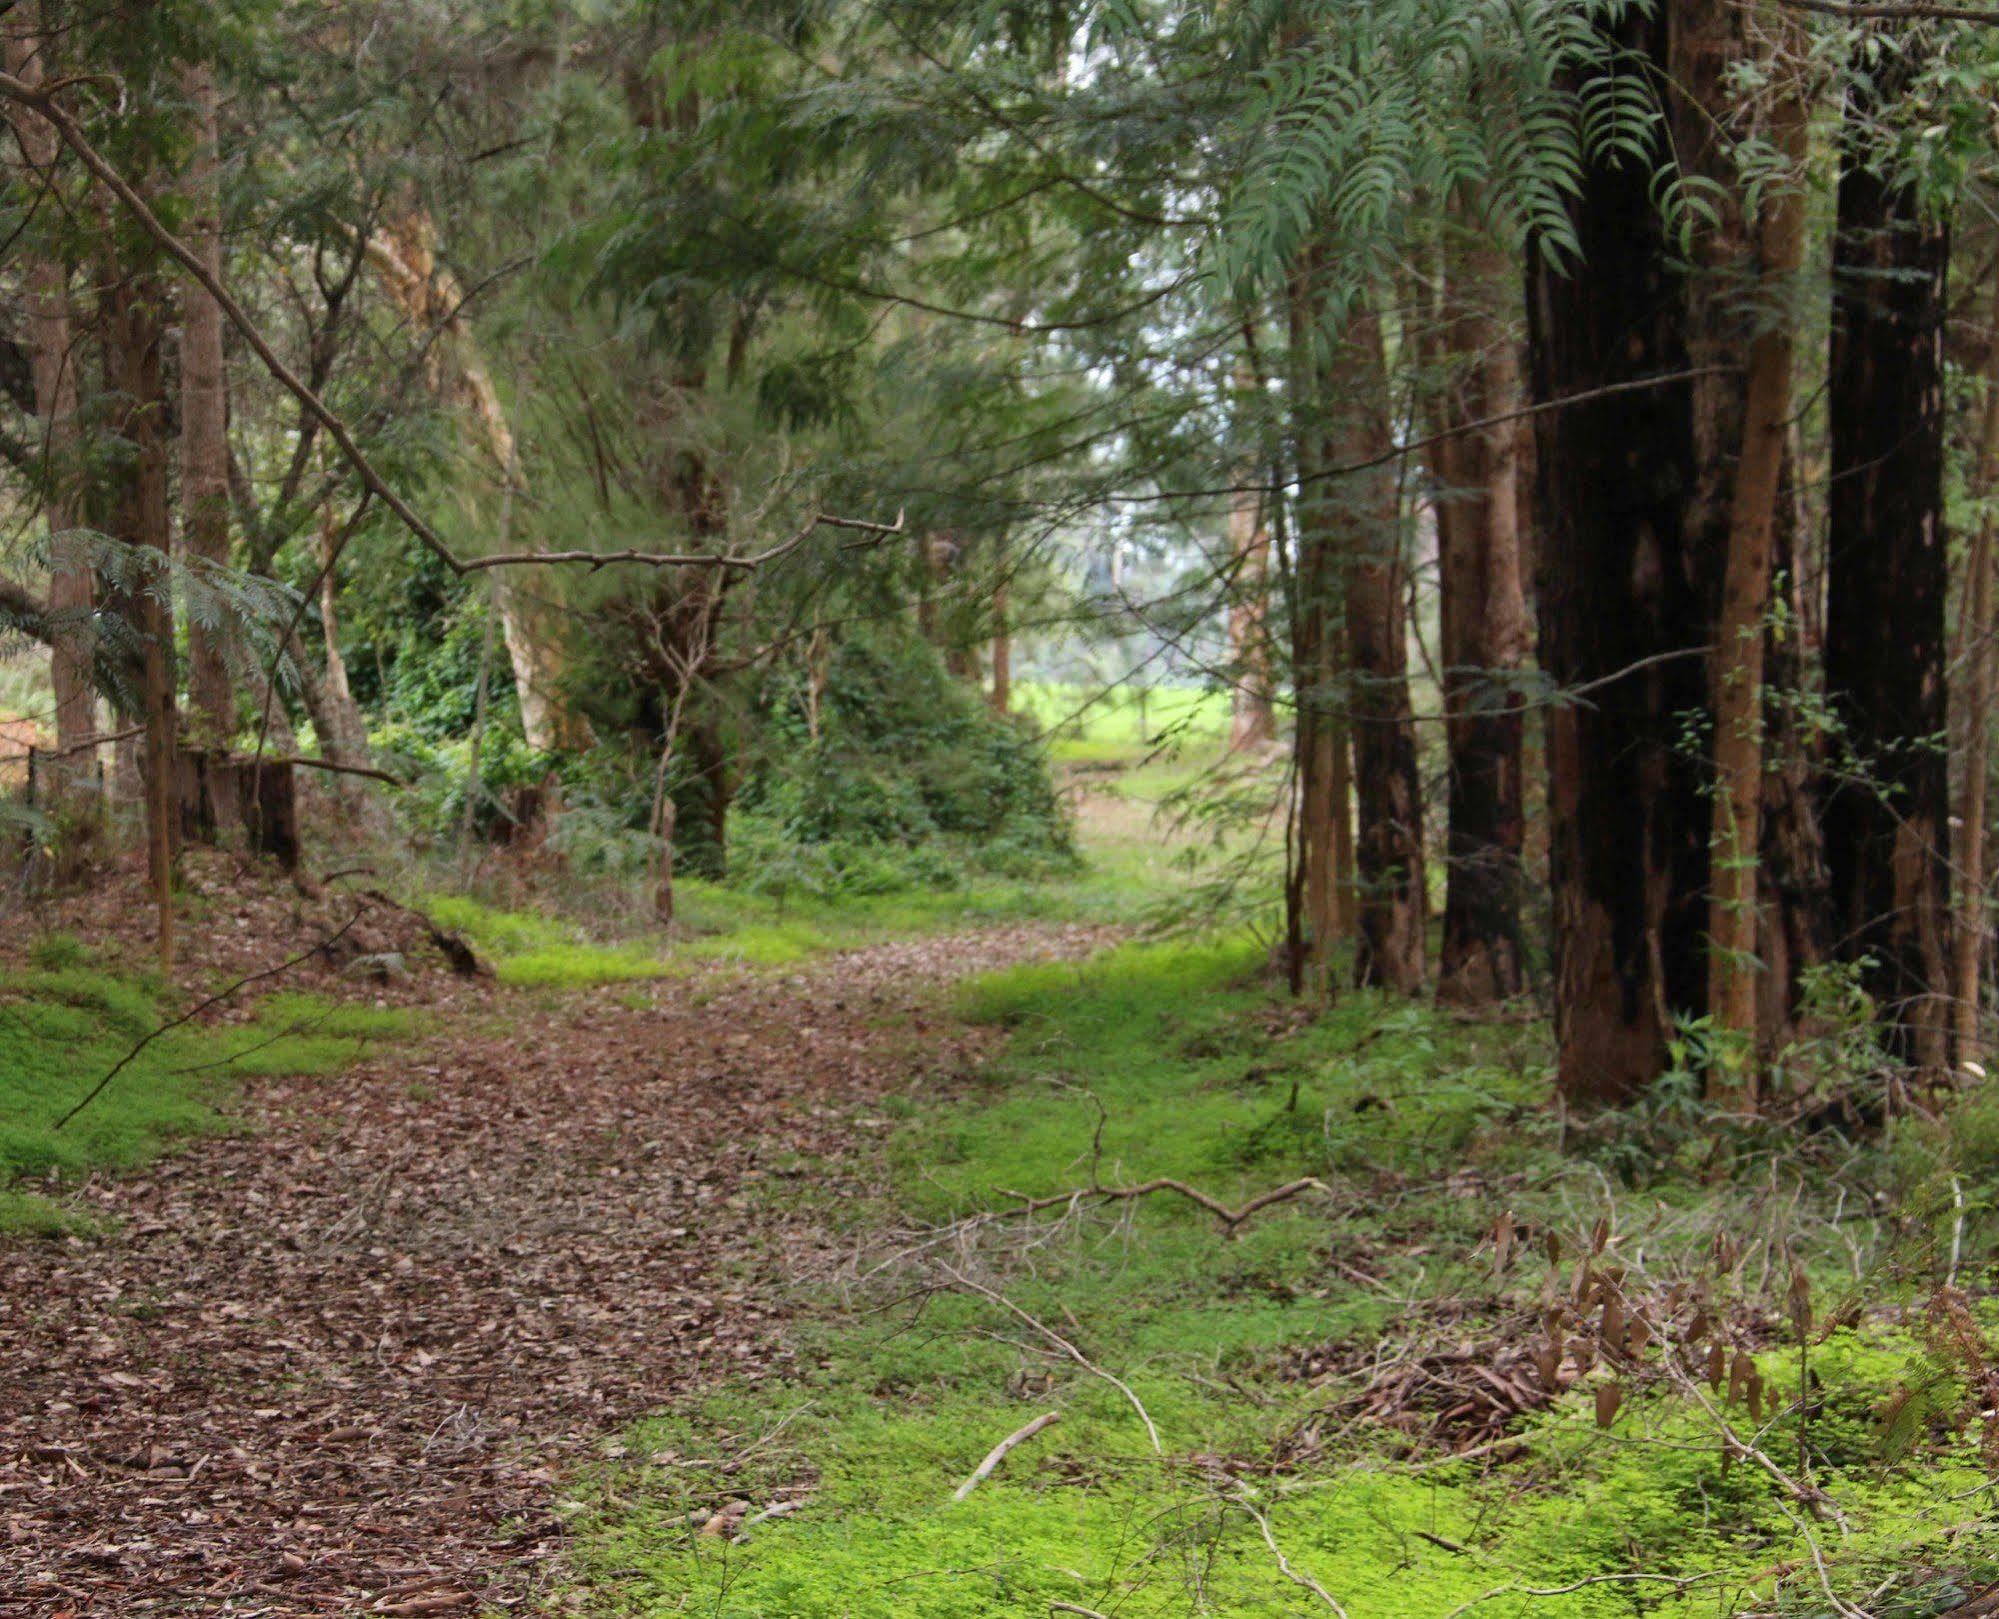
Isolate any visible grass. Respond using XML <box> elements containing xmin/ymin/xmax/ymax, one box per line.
<box><xmin>1013</xmin><ymin>679</ymin><xmax>1231</xmax><ymax>753</ymax></box>
<box><xmin>562</xmin><ymin>939</ymin><xmax>1999</xmax><ymax>1617</ymax></box>
<box><xmin>0</xmin><ymin>937</ymin><xmax>418</xmax><ymax>1233</ymax></box>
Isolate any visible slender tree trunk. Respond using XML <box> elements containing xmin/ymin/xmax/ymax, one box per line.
<box><xmin>1435</xmin><ymin>224</ymin><xmax>1528</xmax><ymax>1005</ymax></box>
<box><xmin>3</xmin><ymin>4</ymin><xmax>95</xmax><ymax>782</ymax></box>
<box><xmin>990</xmin><ymin>573</ymin><xmax>1012</xmax><ymax>714</ymax></box>
<box><xmin>104</xmin><ymin>265</ymin><xmax>177</xmax><ymax>968</ymax></box>
<box><xmin>1286</xmin><ymin>257</ymin><xmax>1348</xmax><ymax>994</ymax></box>
<box><xmin>1340</xmin><ymin>311</ymin><xmax>1425</xmax><ymax>993</ymax></box>
<box><xmin>1528</xmin><ymin>5</ymin><xmax>1710</xmax><ymax>1104</ymax></box>
<box><xmin>179</xmin><ymin>57</ymin><xmax>235</xmax><ymax>745</ymax></box>
<box><xmin>313</xmin><ymin>503</ymin><xmax>371</xmax><ymax>767</ymax></box>
<box><xmin>364</xmin><ymin>212</ymin><xmax>579</xmax><ymax>754</ymax></box>
<box><xmin>1824</xmin><ymin>30</ymin><xmax>1954</xmax><ymax>1075</ymax></box>
<box><xmin>1952</xmin><ymin>266</ymin><xmax>1999</xmax><ymax>1065</ymax></box>
<box><xmin>1226</xmin><ymin>483</ymin><xmax>1276</xmax><ymax>752</ymax></box>
<box><xmin>1705</xmin><ymin>22</ymin><xmax>1810</xmax><ymax>1096</ymax></box>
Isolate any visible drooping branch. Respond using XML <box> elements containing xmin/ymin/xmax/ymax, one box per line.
<box><xmin>0</xmin><ymin>69</ymin><xmax>899</xmax><ymax>575</ymax></box>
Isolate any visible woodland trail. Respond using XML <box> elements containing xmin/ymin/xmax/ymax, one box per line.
<box><xmin>0</xmin><ymin>922</ymin><xmax>1107</xmax><ymax>1615</ymax></box>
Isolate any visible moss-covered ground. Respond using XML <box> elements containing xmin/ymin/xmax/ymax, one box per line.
<box><xmin>0</xmin><ymin>931</ymin><xmax>419</xmax><ymax>1233</ymax></box>
<box><xmin>559</xmin><ymin>939</ymin><xmax>1999</xmax><ymax>1616</ymax></box>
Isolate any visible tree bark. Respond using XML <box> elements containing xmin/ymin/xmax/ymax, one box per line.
<box><xmin>1705</xmin><ymin>18</ymin><xmax>1810</xmax><ymax>1096</ymax></box>
<box><xmin>1434</xmin><ymin>222</ymin><xmax>1528</xmax><ymax>1005</ymax></box>
<box><xmin>1528</xmin><ymin>4</ymin><xmax>1711</xmax><ymax>1104</ymax></box>
<box><xmin>1954</xmin><ymin>269</ymin><xmax>1999</xmax><ymax>1067</ymax></box>
<box><xmin>2</xmin><ymin>4</ymin><xmax>95</xmax><ymax>781</ymax></box>
<box><xmin>1226</xmin><ymin>478</ymin><xmax>1276</xmax><ymax>752</ymax></box>
<box><xmin>1285</xmin><ymin>257</ymin><xmax>1351</xmax><ymax>994</ymax></box>
<box><xmin>1823</xmin><ymin>30</ymin><xmax>1954</xmax><ymax>1075</ymax></box>
<box><xmin>178</xmin><ymin>57</ymin><xmax>236</xmax><ymax>745</ymax></box>
<box><xmin>103</xmin><ymin>263</ymin><xmax>177</xmax><ymax>968</ymax></box>
<box><xmin>1339</xmin><ymin>311</ymin><xmax>1426</xmax><ymax>994</ymax></box>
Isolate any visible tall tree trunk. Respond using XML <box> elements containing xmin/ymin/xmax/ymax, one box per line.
<box><xmin>178</xmin><ymin>57</ymin><xmax>235</xmax><ymax>746</ymax></box>
<box><xmin>1226</xmin><ymin>468</ymin><xmax>1276</xmax><ymax>751</ymax></box>
<box><xmin>1954</xmin><ymin>270</ymin><xmax>1999</xmax><ymax>1066</ymax></box>
<box><xmin>1435</xmin><ymin>224</ymin><xmax>1528</xmax><ymax>1005</ymax></box>
<box><xmin>313</xmin><ymin>503</ymin><xmax>372</xmax><ymax>767</ymax></box>
<box><xmin>363</xmin><ymin>213</ymin><xmax>579</xmax><ymax>754</ymax></box>
<box><xmin>1528</xmin><ymin>6</ymin><xmax>1710</xmax><ymax>1104</ymax></box>
<box><xmin>3</xmin><ymin>4</ymin><xmax>95</xmax><ymax>781</ymax></box>
<box><xmin>1340</xmin><ymin>311</ymin><xmax>1426</xmax><ymax>993</ymax></box>
<box><xmin>1756</xmin><ymin>439</ymin><xmax>1828</xmax><ymax>1054</ymax></box>
<box><xmin>104</xmin><ymin>265</ymin><xmax>177</xmax><ymax>968</ymax></box>
<box><xmin>990</xmin><ymin>573</ymin><xmax>1012</xmax><ymax>714</ymax></box>
<box><xmin>1824</xmin><ymin>32</ymin><xmax>1954</xmax><ymax>1075</ymax></box>
<box><xmin>1285</xmin><ymin>257</ymin><xmax>1352</xmax><ymax>994</ymax></box>
<box><xmin>1705</xmin><ymin>20</ymin><xmax>1809</xmax><ymax>1097</ymax></box>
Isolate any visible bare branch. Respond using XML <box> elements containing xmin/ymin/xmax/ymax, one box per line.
<box><xmin>0</xmin><ymin>69</ymin><xmax>895</xmax><ymax>576</ymax></box>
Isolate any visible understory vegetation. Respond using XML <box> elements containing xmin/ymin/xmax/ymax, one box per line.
<box><xmin>564</xmin><ymin>941</ymin><xmax>1999</xmax><ymax>1616</ymax></box>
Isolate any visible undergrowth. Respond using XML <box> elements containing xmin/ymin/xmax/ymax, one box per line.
<box><xmin>564</xmin><ymin>940</ymin><xmax>1999</xmax><ymax>1617</ymax></box>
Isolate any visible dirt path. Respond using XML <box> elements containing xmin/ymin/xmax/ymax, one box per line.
<box><xmin>0</xmin><ymin>924</ymin><xmax>1104</xmax><ymax>1615</ymax></box>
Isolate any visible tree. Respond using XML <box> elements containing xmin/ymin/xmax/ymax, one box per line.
<box><xmin>180</xmin><ymin>54</ymin><xmax>236</xmax><ymax>746</ymax></box>
<box><xmin>1432</xmin><ymin>216</ymin><xmax>1529</xmax><ymax>1006</ymax></box>
<box><xmin>1823</xmin><ymin>25</ymin><xmax>1954</xmax><ymax>1074</ymax></box>
<box><xmin>1705</xmin><ymin>9</ymin><xmax>1811</xmax><ymax>1091</ymax></box>
<box><xmin>1528</xmin><ymin>5</ymin><xmax>1712</xmax><ymax>1104</ymax></box>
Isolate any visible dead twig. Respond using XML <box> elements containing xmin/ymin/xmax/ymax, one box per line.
<box><xmin>54</xmin><ymin>904</ymin><xmax>368</xmax><ymax>1129</ymax></box>
<box><xmin>952</xmin><ymin>1410</ymin><xmax>1060</xmax><ymax>1501</ymax></box>
<box><xmin>938</xmin><ymin>1264</ymin><xmax>1162</xmax><ymax>1454</ymax></box>
<box><xmin>1231</xmin><ymin>1490</ymin><xmax>1349</xmax><ymax>1616</ymax></box>
<box><xmin>993</xmin><ymin>1174</ymin><xmax>1336</xmax><ymax>1235</ymax></box>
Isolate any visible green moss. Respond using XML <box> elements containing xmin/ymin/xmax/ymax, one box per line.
<box><xmin>566</xmin><ymin>939</ymin><xmax>1999</xmax><ymax>1615</ymax></box>
<box><xmin>0</xmin><ymin>959</ymin><xmax>418</xmax><ymax>1232</ymax></box>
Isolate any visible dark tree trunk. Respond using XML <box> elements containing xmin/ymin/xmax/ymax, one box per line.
<box><xmin>1757</xmin><ymin>440</ymin><xmax>1827</xmax><ymax>1053</ymax></box>
<box><xmin>1340</xmin><ymin>311</ymin><xmax>1426</xmax><ymax>994</ymax></box>
<box><xmin>1527</xmin><ymin>7</ymin><xmax>1711</xmax><ymax>1104</ymax></box>
<box><xmin>1823</xmin><ymin>36</ymin><xmax>1953</xmax><ymax>1073</ymax></box>
<box><xmin>103</xmin><ymin>262</ymin><xmax>179</xmax><ymax>968</ymax></box>
<box><xmin>1285</xmin><ymin>257</ymin><xmax>1352</xmax><ymax>996</ymax></box>
<box><xmin>1434</xmin><ymin>228</ymin><xmax>1529</xmax><ymax>1005</ymax></box>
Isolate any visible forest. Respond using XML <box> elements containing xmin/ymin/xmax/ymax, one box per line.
<box><xmin>9</xmin><ymin>0</ymin><xmax>1999</xmax><ymax>1613</ymax></box>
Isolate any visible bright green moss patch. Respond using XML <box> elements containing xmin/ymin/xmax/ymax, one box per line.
<box><xmin>0</xmin><ymin>955</ymin><xmax>418</xmax><ymax>1232</ymax></box>
<box><xmin>566</xmin><ymin>939</ymin><xmax>1999</xmax><ymax>1615</ymax></box>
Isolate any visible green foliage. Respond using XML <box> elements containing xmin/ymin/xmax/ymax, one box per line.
<box><xmin>733</xmin><ymin>631</ymin><xmax>1073</xmax><ymax>898</ymax></box>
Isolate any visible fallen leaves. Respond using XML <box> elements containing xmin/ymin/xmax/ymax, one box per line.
<box><xmin>0</xmin><ymin>874</ymin><xmax>1109</xmax><ymax>1611</ymax></box>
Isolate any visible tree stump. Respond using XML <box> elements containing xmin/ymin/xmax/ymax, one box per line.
<box><xmin>175</xmin><ymin>748</ymin><xmax>300</xmax><ymax>869</ymax></box>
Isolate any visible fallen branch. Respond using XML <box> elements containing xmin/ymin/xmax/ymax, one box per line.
<box><xmin>939</xmin><ymin>1264</ymin><xmax>1162</xmax><ymax>1454</ymax></box>
<box><xmin>994</xmin><ymin>1175</ymin><xmax>1336</xmax><ymax>1235</ymax></box>
<box><xmin>953</xmin><ymin>1410</ymin><xmax>1060</xmax><ymax>1501</ymax></box>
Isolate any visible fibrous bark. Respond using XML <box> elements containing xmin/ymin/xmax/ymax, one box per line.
<box><xmin>1433</xmin><ymin>224</ymin><xmax>1528</xmax><ymax>1005</ymax></box>
<box><xmin>179</xmin><ymin>57</ymin><xmax>236</xmax><ymax>745</ymax></box>
<box><xmin>1705</xmin><ymin>16</ymin><xmax>1810</xmax><ymax>1093</ymax></box>
<box><xmin>1528</xmin><ymin>5</ymin><xmax>1712</xmax><ymax>1103</ymax></box>
<box><xmin>2</xmin><ymin>3</ymin><xmax>95</xmax><ymax>779</ymax></box>
<box><xmin>1823</xmin><ymin>31</ymin><xmax>1954</xmax><ymax>1073</ymax></box>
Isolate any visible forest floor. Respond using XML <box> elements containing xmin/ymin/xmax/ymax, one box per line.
<box><xmin>0</xmin><ymin>863</ymin><xmax>1109</xmax><ymax>1614</ymax></box>
<box><xmin>7</xmin><ymin>744</ymin><xmax>1999</xmax><ymax>1617</ymax></box>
